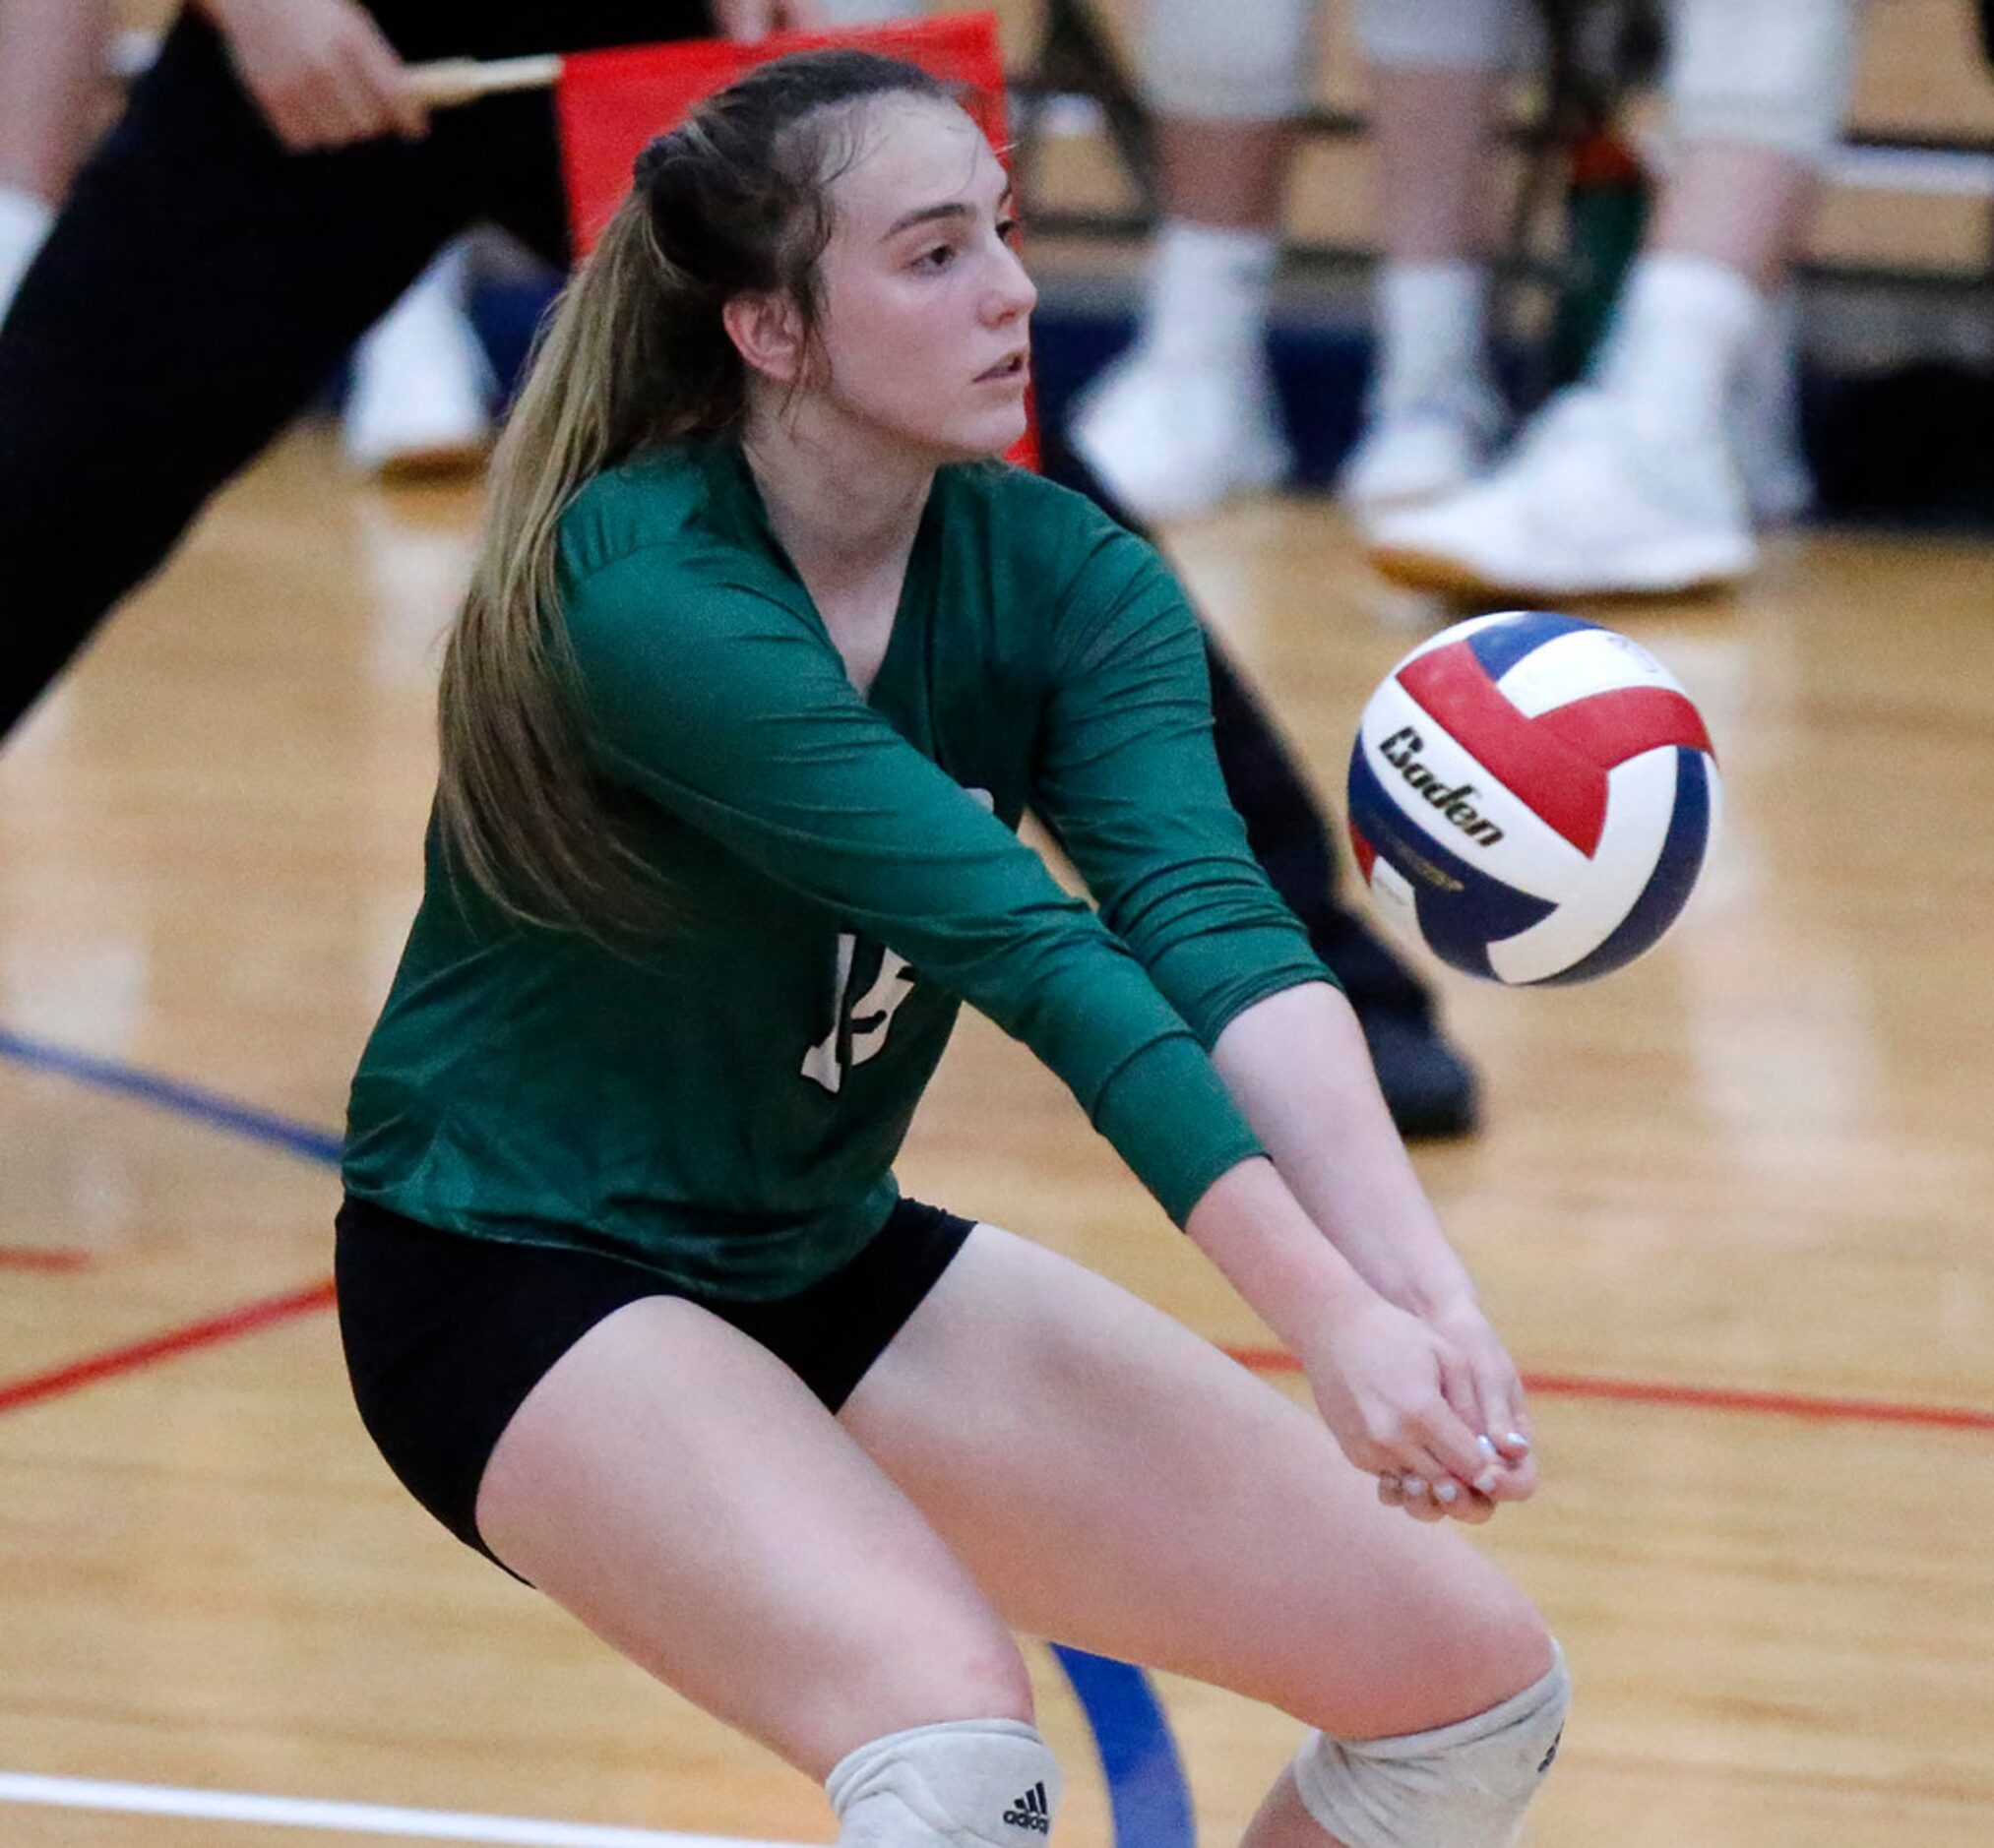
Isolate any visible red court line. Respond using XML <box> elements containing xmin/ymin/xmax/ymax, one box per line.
<box><xmin>0</xmin><ymin>1249</ymin><xmax>93</xmax><ymax>1272</ymax></box>
<box><xmin>1222</xmin><ymin>1346</ymin><xmax>1994</xmax><ymax>1434</ymax></box>
<box><xmin>2</xmin><ymin>1290</ymin><xmax>1985</xmax><ymax>1435</ymax></box>
<box><xmin>0</xmin><ymin>1278</ymin><xmax>336</xmax><ymax>1417</ymax></box>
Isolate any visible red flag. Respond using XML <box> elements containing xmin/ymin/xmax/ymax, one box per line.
<box><xmin>552</xmin><ymin>13</ymin><xmax>1034</xmax><ymax>468</ymax></box>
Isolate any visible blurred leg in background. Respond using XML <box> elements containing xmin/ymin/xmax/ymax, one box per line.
<box><xmin>1334</xmin><ymin>0</ymin><xmax>1532</xmax><ymax>520</ymax></box>
<box><xmin>1366</xmin><ymin>0</ymin><xmax>1859</xmax><ymax>599</ymax></box>
<box><xmin>0</xmin><ymin>0</ymin><xmax>497</xmax><ymax>484</ymax></box>
<box><xmin>0</xmin><ymin>0</ymin><xmax>711</xmax><ymax>746</ymax></box>
<box><xmin>1064</xmin><ymin>0</ymin><xmax>1313</xmax><ymax>523</ymax></box>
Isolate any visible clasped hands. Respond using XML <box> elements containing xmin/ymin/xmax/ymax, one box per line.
<box><xmin>1302</xmin><ymin>1289</ymin><xmax>1537</xmax><ymax>1526</ymax></box>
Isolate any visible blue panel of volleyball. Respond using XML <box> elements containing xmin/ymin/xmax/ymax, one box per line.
<box><xmin>1345</xmin><ymin>611</ymin><xmax>1720</xmax><ymax>985</ymax></box>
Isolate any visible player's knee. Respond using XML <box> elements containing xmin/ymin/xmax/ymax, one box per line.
<box><xmin>1141</xmin><ymin>0</ymin><xmax>1318</xmax><ymax>121</ymax></box>
<box><xmin>1353</xmin><ymin>0</ymin><xmax>1537</xmax><ymax>74</ymax></box>
<box><xmin>1290</xmin><ymin>1641</ymin><xmax>1570</xmax><ymax>1848</ymax></box>
<box><xmin>1664</xmin><ymin>0</ymin><xmax>1857</xmax><ymax>167</ymax></box>
<box><xmin>828</xmin><ymin>1718</ymin><xmax>1063</xmax><ymax>1848</ymax></box>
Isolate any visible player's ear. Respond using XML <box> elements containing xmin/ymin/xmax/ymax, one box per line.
<box><xmin>722</xmin><ymin>290</ymin><xmax>809</xmax><ymax>386</ymax></box>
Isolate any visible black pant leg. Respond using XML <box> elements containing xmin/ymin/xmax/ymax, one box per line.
<box><xmin>1037</xmin><ymin>423</ymin><xmax>1433</xmax><ymax>1018</ymax></box>
<box><xmin>1201</xmin><ymin>635</ymin><xmax>1431</xmax><ymax>1019</ymax></box>
<box><xmin>0</xmin><ymin>2</ymin><xmax>739</xmax><ymax>742</ymax></box>
<box><xmin>0</xmin><ymin>16</ymin><xmax>490</xmax><ymax>740</ymax></box>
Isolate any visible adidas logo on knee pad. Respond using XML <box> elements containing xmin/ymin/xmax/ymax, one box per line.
<box><xmin>1002</xmin><ymin>1782</ymin><xmax>1052</xmax><ymax>1833</ymax></box>
<box><xmin>825</xmin><ymin>1718</ymin><xmax>1062</xmax><ymax>1848</ymax></box>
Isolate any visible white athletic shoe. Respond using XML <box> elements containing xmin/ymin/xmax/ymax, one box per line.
<box><xmin>343</xmin><ymin>251</ymin><xmax>495</xmax><ymax>479</ymax></box>
<box><xmin>1068</xmin><ymin>343</ymin><xmax>1292</xmax><ymax>523</ymax></box>
<box><xmin>1339</xmin><ymin>381</ymin><xmax>1504</xmax><ymax>518</ymax></box>
<box><xmin>1365</xmin><ymin>387</ymin><xmax>1757</xmax><ymax>600</ymax></box>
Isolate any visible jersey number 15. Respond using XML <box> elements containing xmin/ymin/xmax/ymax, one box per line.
<box><xmin>800</xmin><ymin>933</ymin><xmax>916</xmax><ymax>1093</ymax></box>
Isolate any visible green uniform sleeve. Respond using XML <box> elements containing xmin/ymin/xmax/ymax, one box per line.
<box><xmin>559</xmin><ymin>545</ymin><xmax>1261</xmax><ymax>1225</ymax></box>
<box><xmin>1032</xmin><ymin>521</ymin><xmax>1336</xmax><ymax>1046</ymax></box>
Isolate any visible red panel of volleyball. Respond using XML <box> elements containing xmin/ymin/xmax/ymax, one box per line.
<box><xmin>552</xmin><ymin>13</ymin><xmax>1036</xmax><ymax>467</ymax></box>
<box><xmin>1344</xmin><ymin>611</ymin><xmax>1720</xmax><ymax>985</ymax></box>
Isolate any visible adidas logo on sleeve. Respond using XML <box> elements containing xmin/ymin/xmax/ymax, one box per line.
<box><xmin>1003</xmin><ymin>1782</ymin><xmax>1052</xmax><ymax>1833</ymax></box>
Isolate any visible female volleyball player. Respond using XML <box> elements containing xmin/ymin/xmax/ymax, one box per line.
<box><xmin>0</xmin><ymin>0</ymin><xmax>1473</xmax><ymax>1139</ymax></box>
<box><xmin>336</xmin><ymin>50</ymin><xmax>1567</xmax><ymax>1848</ymax></box>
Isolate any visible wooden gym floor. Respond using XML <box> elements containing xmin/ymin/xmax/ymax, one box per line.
<box><xmin>0</xmin><ymin>425</ymin><xmax>1989</xmax><ymax>1847</ymax></box>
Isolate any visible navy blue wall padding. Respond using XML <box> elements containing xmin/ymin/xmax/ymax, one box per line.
<box><xmin>465</xmin><ymin>276</ymin><xmax>1994</xmax><ymax>526</ymax></box>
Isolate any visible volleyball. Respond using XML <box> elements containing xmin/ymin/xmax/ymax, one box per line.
<box><xmin>1345</xmin><ymin>611</ymin><xmax>1719</xmax><ymax>984</ymax></box>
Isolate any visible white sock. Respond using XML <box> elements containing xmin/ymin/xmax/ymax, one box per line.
<box><xmin>0</xmin><ymin>184</ymin><xmax>56</xmax><ymax>324</ymax></box>
<box><xmin>1373</xmin><ymin>259</ymin><xmax>1489</xmax><ymax>409</ymax></box>
<box><xmin>1591</xmin><ymin>252</ymin><xmax>1765</xmax><ymax>431</ymax></box>
<box><xmin>1139</xmin><ymin>219</ymin><xmax>1277</xmax><ymax>372</ymax></box>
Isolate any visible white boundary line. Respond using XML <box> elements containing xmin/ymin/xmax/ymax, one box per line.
<box><xmin>0</xmin><ymin>1772</ymin><xmax>820</xmax><ymax>1848</ymax></box>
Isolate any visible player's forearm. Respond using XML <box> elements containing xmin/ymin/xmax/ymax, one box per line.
<box><xmin>1181</xmin><ymin>1154</ymin><xmax>1379</xmax><ymax>1358</ymax></box>
<box><xmin>1210</xmin><ymin>980</ymin><xmax>1477</xmax><ymax>1318</ymax></box>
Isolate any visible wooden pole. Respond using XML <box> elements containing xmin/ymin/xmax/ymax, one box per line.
<box><xmin>407</xmin><ymin>55</ymin><xmax>563</xmax><ymax>108</ymax></box>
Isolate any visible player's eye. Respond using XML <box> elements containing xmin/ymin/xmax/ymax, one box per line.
<box><xmin>996</xmin><ymin>215</ymin><xmax>1023</xmax><ymax>244</ymax></box>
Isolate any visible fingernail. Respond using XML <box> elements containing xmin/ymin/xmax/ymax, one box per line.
<box><xmin>1476</xmin><ymin>1434</ymin><xmax>1498</xmax><ymax>1457</ymax></box>
<box><xmin>1434</xmin><ymin>1481</ymin><xmax>1459</xmax><ymax>1505</ymax></box>
<box><xmin>1473</xmin><ymin>1467</ymin><xmax>1500</xmax><ymax>1494</ymax></box>
<box><xmin>1505</xmin><ymin>1432</ymin><xmax>1531</xmax><ymax>1451</ymax></box>
<box><xmin>1402</xmin><ymin>1476</ymin><xmax>1426</xmax><ymax>1500</ymax></box>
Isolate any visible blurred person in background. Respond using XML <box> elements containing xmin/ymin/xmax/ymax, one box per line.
<box><xmin>0</xmin><ymin>0</ymin><xmax>493</xmax><ymax>474</ymax></box>
<box><xmin>0</xmin><ymin>0</ymin><xmax>830</xmax><ymax>761</ymax></box>
<box><xmin>0</xmin><ymin>0</ymin><xmax>1481</xmax><ymax>1137</ymax></box>
<box><xmin>1070</xmin><ymin>0</ymin><xmax>1858</xmax><ymax>598</ymax></box>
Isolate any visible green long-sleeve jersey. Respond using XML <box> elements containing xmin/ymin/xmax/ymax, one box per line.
<box><xmin>343</xmin><ymin>438</ymin><xmax>1332</xmax><ymax>1299</ymax></box>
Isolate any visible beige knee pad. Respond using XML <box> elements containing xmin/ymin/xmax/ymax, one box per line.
<box><xmin>1352</xmin><ymin>0</ymin><xmax>1538</xmax><ymax>73</ymax></box>
<box><xmin>1140</xmin><ymin>0</ymin><xmax>1320</xmax><ymax>121</ymax></box>
<box><xmin>828</xmin><ymin>1719</ymin><xmax>1063</xmax><ymax>1848</ymax></box>
<box><xmin>1663</xmin><ymin>0</ymin><xmax>1858</xmax><ymax>166</ymax></box>
<box><xmin>1291</xmin><ymin>1644</ymin><xmax>1569</xmax><ymax>1848</ymax></box>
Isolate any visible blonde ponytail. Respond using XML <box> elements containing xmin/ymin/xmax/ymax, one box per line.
<box><xmin>434</xmin><ymin>50</ymin><xmax>955</xmax><ymax>946</ymax></box>
<box><xmin>436</xmin><ymin>197</ymin><xmax>678</xmax><ymax>944</ymax></box>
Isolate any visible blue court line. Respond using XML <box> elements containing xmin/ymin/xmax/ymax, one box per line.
<box><xmin>0</xmin><ymin>1024</ymin><xmax>1199</xmax><ymax>1848</ymax></box>
<box><xmin>0</xmin><ymin>1029</ymin><xmax>342</xmax><ymax>1165</ymax></box>
<box><xmin>1052</xmin><ymin>1646</ymin><xmax>1197</xmax><ymax>1848</ymax></box>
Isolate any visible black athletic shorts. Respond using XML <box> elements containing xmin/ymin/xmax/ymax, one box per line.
<box><xmin>334</xmin><ymin>1194</ymin><xmax>976</xmax><ymax>1570</ymax></box>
